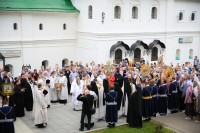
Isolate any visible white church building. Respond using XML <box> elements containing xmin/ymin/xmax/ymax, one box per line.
<box><xmin>0</xmin><ymin>0</ymin><xmax>200</xmax><ymax>76</ymax></box>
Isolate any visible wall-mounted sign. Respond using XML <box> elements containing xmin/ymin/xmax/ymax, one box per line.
<box><xmin>178</xmin><ymin>37</ymin><xmax>193</xmax><ymax>43</ymax></box>
<box><xmin>0</xmin><ymin>50</ymin><xmax>21</xmax><ymax>57</ymax></box>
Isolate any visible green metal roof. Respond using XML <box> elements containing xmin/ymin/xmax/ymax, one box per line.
<box><xmin>0</xmin><ymin>0</ymin><xmax>79</xmax><ymax>12</ymax></box>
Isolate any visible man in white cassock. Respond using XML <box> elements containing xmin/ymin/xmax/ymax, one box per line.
<box><xmin>49</xmin><ymin>71</ymin><xmax>58</xmax><ymax>103</ymax></box>
<box><xmin>58</xmin><ymin>71</ymin><xmax>68</xmax><ymax>104</ymax></box>
<box><xmin>34</xmin><ymin>83</ymin><xmax>48</xmax><ymax>128</ymax></box>
<box><xmin>71</xmin><ymin>76</ymin><xmax>83</xmax><ymax>110</ymax></box>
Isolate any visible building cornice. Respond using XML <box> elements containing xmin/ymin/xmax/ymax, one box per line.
<box><xmin>76</xmin><ymin>30</ymin><xmax>200</xmax><ymax>40</ymax></box>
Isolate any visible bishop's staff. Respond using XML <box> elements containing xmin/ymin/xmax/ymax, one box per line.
<box><xmin>157</xmin><ymin>55</ymin><xmax>164</xmax><ymax>85</ymax></box>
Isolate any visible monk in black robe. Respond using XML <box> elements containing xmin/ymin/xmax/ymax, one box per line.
<box><xmin>114</xmin><ymin>82</ymin><xmax>123</xmax><ymax>111</ymax></box>
<box><xmin>114</xmin><ymin>69</ymin><xmax>123</xmax><ymax>88</ymax></box>
<box><xmin>122</xmin><ymin>73</ymin><xmax>132</xmax><ymax>107</ymax></box>
<box><xmin>21</xmin><ymin>78</ymin><xmax>33</xmax><ymax>111</ymax></box>
<box><xmin>13</xmin><ymin>79</ymin><xmax>25</xmax><ymax>117</ymax></box>
<box><xmin>127</xmin><ymin>81</ymin><xmax>142</xmax><ymax>128</ymax></box>
<box><xmin>90</xmin><ymin>81</ymin><xmax>99</xmax><ymax>108</ymax></box>
<box><xmin>103</xmin><ymin>79</ymin><xmax>109</xmax><ymax>105</ymax></box>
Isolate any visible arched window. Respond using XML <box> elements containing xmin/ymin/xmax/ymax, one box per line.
<box><xmin>62</xmin><ymin>59</ymin><xmax>69</xmax><ymax>68</ymax></box>
<box><xmin>115</xmin><ymin>49</ymin><xmax>122</xmax><ymax>63</ymax></box>
<box><xmin>114</xmin><ymin>6</ymin><xmax>121</xmax><ymax>19</ymax></box>
<box><xmin>63</xmin><ymin>23</ymin><xmax>66</xmax><ymax>30</ymax></box>
<box><xmin>189</xmin><ymin>49</ymin><xmax>193</xmax><ymax>59</ymax></box>
<box><xmin>39</xmin><ymin>23</ymin><xmax>43</xmax><ymax>30</ymax></box>
<box><xmin>191</xmin><ymin>12</ymin><xmax>195</xmax><ymax>21</ymax></box>
<box><xmin>88</xmin><ymin>5</ymin><xmax>93</xmax><ymax>19</ymax></box>
<box><xmin>42</xmin><ymin>60</ymin><xmax>49</xmax><ymax>70</ymax></box>
<box><xmin>132</xmin><ymin>6</ymin><xmax>138</xmax><ymax>19</ymax></box>
<box><xmin>151</xmin><ymin>47</ymin><xmax>158</xmax><ymax>61</ymax></box>
<box><xmin>13</xmin><ymin>23</ymin><xmax>17</xmax><ymax>30</ymax></box>
<box><xmin>179</xmin><ymin>12</ymin><xmax>183</xmax><ymax>21</ymax></box>
<box><xmin>176</xmin><ymin>49</ymin><xmax>180</xmax><ymax>60</ymax></box>
<box><xmin>134</xmin><ymin>48</ymin><xmax>141</xmax><ymax>62</ymax></box>
<box><xmin>151</xmin><ymin>7</ymin><xmax>157</xmax><ymax>19</ymax></box>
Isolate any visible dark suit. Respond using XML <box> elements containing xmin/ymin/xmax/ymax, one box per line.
<box><xmin>77</xmin><ymin>94</ymin><xmax>94</xmax><ymax>130</ymax></box>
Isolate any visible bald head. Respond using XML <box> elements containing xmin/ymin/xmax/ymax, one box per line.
<box><xmin>85</xmin><ymin>90</ymin><xmax>89</xmax><ymax>95</ymax></box>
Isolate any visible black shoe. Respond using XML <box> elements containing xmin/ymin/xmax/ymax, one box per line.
<box><xmin>112</xmin><ymin>123</ymin><xmax>115</xmax><ymax>127</ymax></box>
<box><xmin>147</xmin><ymin>117</ymin><xmax>151</xmax><ymax>121</ymax></box>
<box><xmin>87</xmin><ymin>127</ymin><xmax>91</xmax><ymax>130</ymax></box>
<box><xmin>107</xmin><ymin>124</ymin><xmax>112</xmax><ymax>128</ymax></box>
<box><xmin>79</xmin><ymin>128</ymin><xmax>84</xmax><ymax>131</ymax></box>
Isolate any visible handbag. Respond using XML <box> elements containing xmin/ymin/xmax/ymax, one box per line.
<box><xmin>86</xmin><ymin>98</ymin><xmax>96</xmax><ymax>115</ymax></box>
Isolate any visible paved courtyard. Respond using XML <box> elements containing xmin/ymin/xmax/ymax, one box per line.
<box><xmin>15</xmin><ymin>97</ymin><xmax>126</xmax><ymax>133</ymax></box>
<box><xmin>14</xmin><ymin>97</ymin><xmax>200</xmax><ymax>133</ymax></box>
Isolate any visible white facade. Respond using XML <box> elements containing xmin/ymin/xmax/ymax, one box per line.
<box><xmin>0</xmin><ymin>0</ymin><xmax>200</xmax><ymax>76</ymax></box>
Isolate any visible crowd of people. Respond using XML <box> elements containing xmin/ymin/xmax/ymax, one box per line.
<box><xmin>0</xmin><ymin>56</ymin><xmax>200</xmax><ymax>132</ymax></box>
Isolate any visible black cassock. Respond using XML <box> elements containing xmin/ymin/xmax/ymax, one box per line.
<box><xmin>114</xmin><ymin>82</ymin><xmax>123</xmax><ymax>111</ymax></box>
<box><xmin>105</xmin><ymin>90</ymin><xmax>118</xmax><ymax>123</ymax></box>
<box><xmin>127</xmin><ymin>84</ymin><xmax>142</xmax><ymax>128</ymax></box>
<box><xmin>103</xmin><ymin>79</ymin><xmax>109</xmax><ymax>105</ymax></box>
<box><xmin>114</xmin><ymin>73</ymin><xmax>123</xmax><ymax>88</ymax></box>
<box><xmin>13</xmin><ymin>84</ymin><xmax>25</xmax><ymax>117</ymax></box>
<box><xmin>168</xmin><ymin>81</ymin><xmax>180</xmax><ymax>111</ymax></box>
<box><xmin>0</xmin><ymin>106</ymin><xmax>15</xmax><ymax>133</ymax></box>
<box><xmin>21</xmin><ymin>78</ymin><xmax>33</xmax><ymax>111</ymax></box>
<box><xmin>90</xmin><ymin>81</ymin><xmax>99</xmax><ymax>108</ymax></box>
<box><xmin>122</xmin><ymin>76</ymin><xmax>132</xmax><ymax>107</ymax></box>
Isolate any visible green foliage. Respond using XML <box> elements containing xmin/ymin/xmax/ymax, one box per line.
<box><xmin>154</xmin><ymin>123</ymin><xmax>164</xmax><ymax>133</ymax></box>
<box><xmin>91</xmin><ymin>122</ymin><xmax>174</xmax><ymax>133</ymax></box>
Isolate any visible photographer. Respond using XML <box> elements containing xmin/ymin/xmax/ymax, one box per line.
<box><xmin>77</xmin><ymin>90</ymin><xmax>94</xmax><ymax>131</ymax></box>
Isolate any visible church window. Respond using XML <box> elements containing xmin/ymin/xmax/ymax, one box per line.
<box><xmin>189</xmin><ymin>49</ymin><xmax>193</xmax><ymax>59</ymax></box>
<box><xmin>179</xmin><ymin>12</ymin><xmax>183</xmax><ymax>21</ymax></box>
<box><xmin>39</xmin><ymin>23</ymin><xmax>43</xmax><ymax>30</ymax></box>
<box><xmin>88</xmin><ymin>5</ymin><xmax>93</xmax><ymax>19</ymax></box>
<box><xmin>191</xmin><ymin>12</ymin><xmax>196</xmax><ymax>21</ymax></box>
<box><xmin>132</xmin><ymin>6</ymin><xmax>138</xmax><ymax>19</ymax></box>
<box><xmin>62</xmin><ymin>59</ymin><xmax>69</xmax><ymax>68</ymax></box>
<box><xmin>134</xmin><ymin>48</ymin><xmax>141</xmax><ymax>62</ymax></box>
<box><xmin>13</xmin><ymin>23</ymin><xmax>17</xmax><ymax>30</ymax></box>
<box><xmin>42</xmin><ymin>60</ymin><xmax>49</xmax><ymax>70</ymax></box>
<box><xmin>176</xmin><ymin>49</ymin><xmax>180</xmax><ymax>60</ymax></box>
<box><xmin>114</xmin><ymin>6</ymin><xmax>121</xmax><ymax>19</ymax></box>
<box><xmin>151</xmin><ymin>7</ymin><xmax>157</xmax><ymax>19</ymax></box>
<box><xmin>63</xmin><ymin>23</ymin><xmax>66</xmax><ymax>30</ymax></box>
<box><xmin>151</xmin><ymin>47</ymin><xmax>158</xmax><ymax>61</ymax></box>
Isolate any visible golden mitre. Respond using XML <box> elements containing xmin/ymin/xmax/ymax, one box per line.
<box><xmin>140</xmin><ymin>64</ymin><xmax>151</xmax><ymax>76</ymax></box>
<box><xmin>164</xmin><ymin>66</ymin><xmax>174</xmax><ymax>83</ymax></box>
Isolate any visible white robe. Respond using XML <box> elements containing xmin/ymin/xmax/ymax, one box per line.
<box><xmin>44</xmin><ymin>85</ymin><xmax>51</xmax><ymax>106</ymax></box>
<box><xmin>49</xmin><ymin>76</ymin><xmax>57</xmax><ymax>101</ymax></box>
<box><xmin>70</xmin><ymin>80</ymin><xmax>83</xmax><ymax>110</ymax></box>
<box><xmin>34</xmin><ymin>89</ymin><xmax>48</xmax><ymax>125</ymax></box>
<box><xmin>97</xmin><ymin>85</ymin><xmax>106</xmax><ymax>120</ymax></box>
<box><xmin>121</xmin><ymin>83</ymin><xmax>135</xmax><ymax>116</ymax></box>
<box><xmin>59</xmin><ymin>76</ymin><xmax>68</xmax><ymax>100</ymax></box>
